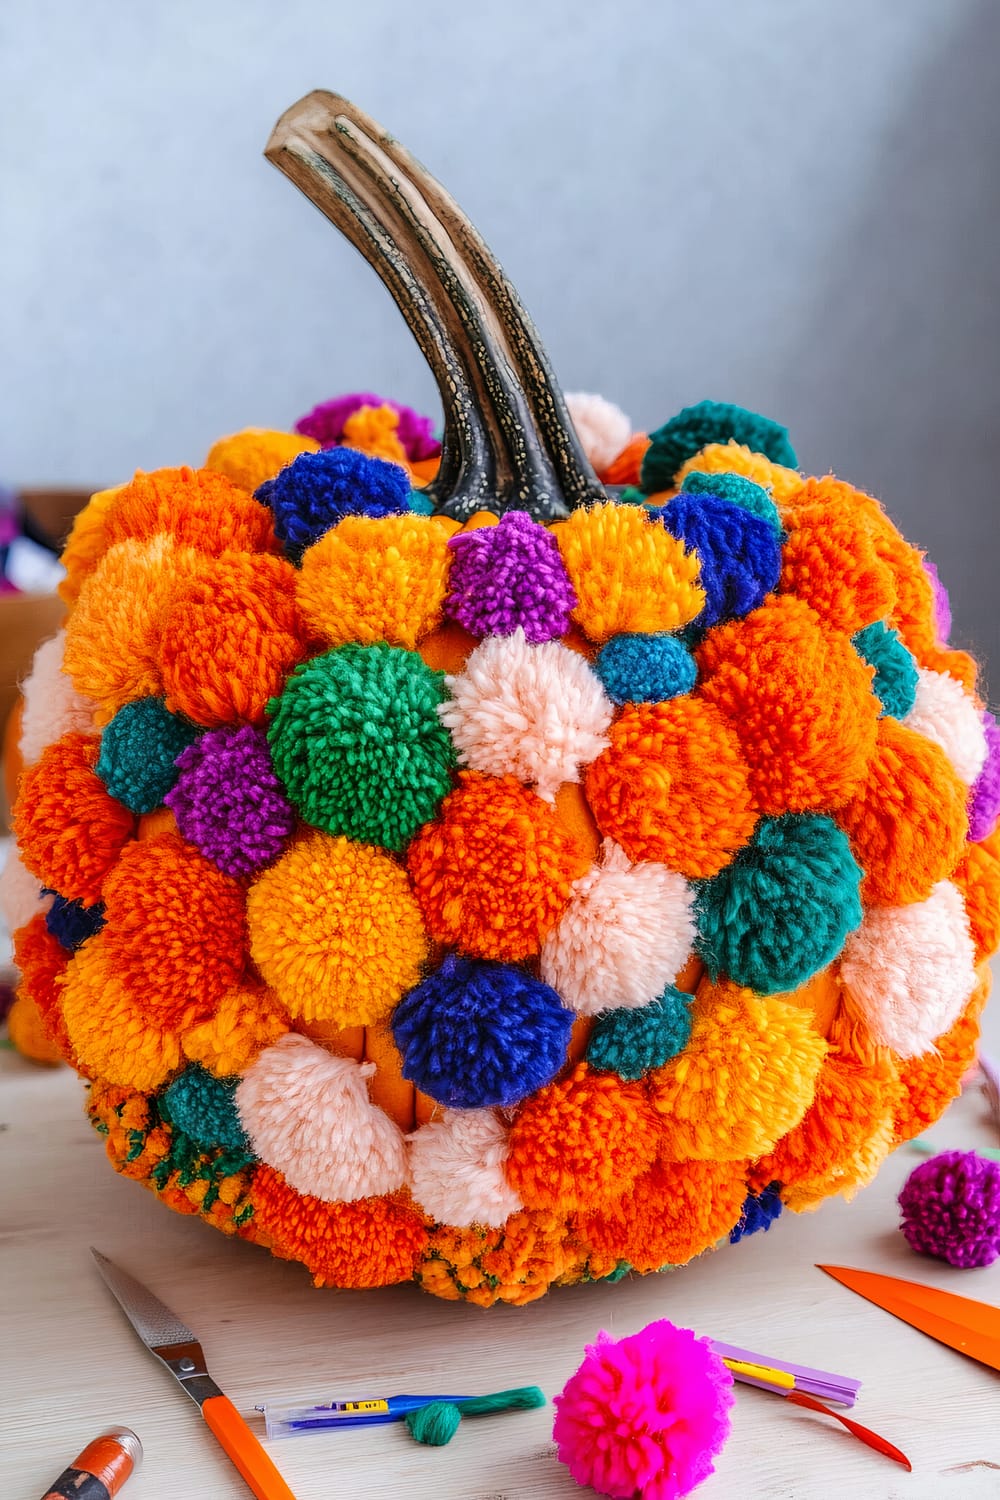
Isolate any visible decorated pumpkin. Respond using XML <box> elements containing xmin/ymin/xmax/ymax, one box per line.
<box><xmin>4</xmin><ymin>92</ymin><xmax>999</xmax><ymax>1305</ymax></box>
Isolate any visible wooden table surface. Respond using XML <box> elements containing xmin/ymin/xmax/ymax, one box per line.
<box><xmin>3</xmin><ymin>1002</ymin><xmax>999</xmax><ymax>1500</ymax></box>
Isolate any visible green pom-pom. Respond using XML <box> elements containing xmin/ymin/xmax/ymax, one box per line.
<box><xmin>853</xmin><ymin>621</ymin><xmax>919</xmax><ymax>719</ymax></box>
<box><xmin>268</xmin><ymin>644</ymin><xmax>455</xmax><ymax>851</ymax></box>
<box><xmin>680</xmin><ymin>470</ymin><xmax>783</xmax><ymax>536</ymax></box>
<box><xmin>160</xmin><ymin>1065</ymin><xmax>249</xmax><ymax>1152</ymax></box>
<box><xmin>586</xmin><ymin>988</ymin><xmax>693</xmax><ymax>1080</ymax></box>
<box><xmin>641</xmin><ymin>400</ymin><xmax>797</xmax><ymax>494</ymax></box>
<box><xmin>95</xmin><ymin>697</ymin><xmax>198</xmax><ymax>814</ymax></box>
<box><xmin>695</xmin><ymin>814</ymin><xmax>862</xmax><ymax>995</ymax></box>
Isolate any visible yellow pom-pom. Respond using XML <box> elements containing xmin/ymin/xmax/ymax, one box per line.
<box><xmin>675</xmin><ymin>441</ymin><xmax>802</xmax><ymax>505</ymax></box>
<box><xmin>553</xmin><ymin>502</ymin><xmax>704</xmax><ymax>643</ymax></box>
<box><xmin>181</xmin><ymin>983</ymin><xmax>291</xmax><ymax>1077</ymax></box>
<box><xmin>204</xmin><ymin>428</ymin><xmax>320</xmax><ymax>493</ymax></box>
<box><xmin>297</xmin><ymin>513</ymin><xmax>452</xmax><ymax>649</ymax></box>
<box><xmin>247</xmin><ymin>831</ymin><xmax>428</xmax><ymax>1026</ymax></box>
<box><xmin>60</xmin><ymin>937</ymin><xmax>183</xmax><ymax>1091</ymax></box>
<box><xmin>341</xmin><ymin>404</ymin><xmax>409</xmax><ymax>465</ymax></box>
<box><xmin>59</xmin><ymin>486</ymin><xmax>122</xmax><ymax>606</ymax></box>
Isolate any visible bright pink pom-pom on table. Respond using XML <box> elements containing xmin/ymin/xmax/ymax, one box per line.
<box><xmin>552</xmin><ymin>1319</ymin><xmax>734</xmax><ymax>1500</ymax></box>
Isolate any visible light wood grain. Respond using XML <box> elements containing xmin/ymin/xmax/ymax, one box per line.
<box><xmin>3</xmin><ymin>996</ymin><xmax>999</xmax><ymax>1500</ymax></box>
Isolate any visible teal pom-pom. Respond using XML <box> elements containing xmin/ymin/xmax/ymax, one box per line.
<box><xmin>853</xmin><ymin>621</ymin><xmax>919</xmax><ymax>719</ymax></box>
<box><xmin>586</xmin><ymin>987</ymin><xmax>693</xmax><ymax>1081</ymax></box>
<box><xmin>641</xmin><ymin>400</ymin><xmax>797</xmax><ymax>494</ymax></box>
<box><xmin>695</xmin><ymin>814</ymin><xmax>863</xmax><ymax>995</ymax></box>
<box><xmin>160</xmin><ymin>1065</ymin><xmax>250</xmax><ymax>1152</ymax></box>
<box><xmin>407</xmin><ymin>488</ymin><xmax>436</xmax><ymax>515</ymax></box>
<box><xmin>594</xmin><ymin>634</ymin><xmax>697</xmax><ymax>706</ymax></box>
<box><xmin>267</xmin><ymin>644</ymin><xmax>455</xmax><ymax>852</ymax></box>
<box><xmin>680</xmin><ymin>470</ymin><xmax>783</xmax><ymax>536</ymax></box>
<box><xmin>95</xmin><ymin>697</ymin><xmax>199</xmax><ymax>814</ymax></box>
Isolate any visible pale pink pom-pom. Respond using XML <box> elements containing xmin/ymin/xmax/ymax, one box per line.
<box><xmin>903</xmin><ymin>668</ymin><xmax>988</xmax><ymax>786</ymax></box>
<box><xmin>553</xmin><ymin>1319</ymin><xmax>734</xmax><ymax>1500</ymax></box>
<box><xmin>407</xmin><ymin>1108</ymin><xmax>522</xmax><ymax>1228</ymax></box>
<box><xmin>840</xmin><ymin>880</ymin><xmax>977</xmax><ymax>1056</ymax></box>
<box><xmin>439</xmin><ymin>628</ymin><xmax>613</xmax><ymax>802</ymax></box>
<box><xmin>564</xmin><ymin>392</ymin><xmax>633</xmax><ymax>473</ymax></box>
<box><xmin>19</xmin><ymin>630</ymin><xmax>98</xmax><ymax>765</ymax></box>
<box><xmin>541</xmin><ymin>841</ymin><xmax>694</xmax><ymax>1014</ymax></box>
<box><xmin>0</xmin><ymin>845</ymin><xmax>54</xmax><ymax>933</ymax></box>
<box><xmin>236</xmin><ymin>1033</ymin><xmax>408</xmax><ymax>1202</ymax></box>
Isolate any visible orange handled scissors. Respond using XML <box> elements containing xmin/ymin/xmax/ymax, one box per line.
<box><xmin>92</xmin><ymin>1249</ymin><xmax>296</xmax><ymax>1500</ymax></box>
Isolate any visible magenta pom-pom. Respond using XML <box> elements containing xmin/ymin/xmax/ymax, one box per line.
<box><xmin>553</xmin><ymin>1319</ymin><xmax>734</xmax><ymax>1499</ymax></box>
<box><xmin>968</xmin><ymin>710</ymin><xmax>1000</xmax><ymax>842</ymax></box>
<box><xmin>899</xmin><ymin>1149</ymin><xmax>1000</xmax><ymax>1268</ymax></box>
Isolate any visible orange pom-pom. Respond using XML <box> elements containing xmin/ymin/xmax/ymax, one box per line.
<box><xmin>63</xmin><ymin>535</ymin><xmax>210</xmax><ymax>722</ymax></box>
<box><xmin>14</xmin><ymin>732</ymin><xmax>135</xmax><ymax>905</ymax></box>
<box><xmin>250</xmin><ymin>1167</ymin><xmax>428</xmax><ymax>1287</ymax></box>
<box><xmin>585</xmin><ymin>697</ymin><xmax>757</xmax><ymax>878</ymax></box>
<box><xmin>575</xmin><ymin>1157</ymin><xmax>747</xmax><ymax>1272</ymax></box>
<box><xmin>505</xmin><ymin>1062</ymin><xmax>662</xmax><ymax>1213</ymax></box>
<box><xmin>204</xmin><ymin>429</ymin><xmax>320</xmax><ymax>493</ymax></box>
<box><xmin>407</xmin><ymin>771</ymin><xmax>586</xmax><ymax>960</ymax></box>
<box><xmin>104</xmin><ymin>466</ymin><xmax>278</xmax><ymax>555</ymax></box>
<box><xmin>951</xmin><ymin>831</ymin><xmax>1000</xmax><ymax>964</ymax></box>
<box><xmin>779</xmin><ymin>503</ymin><xmax>896</xmax><ymax>634</ymax></box>
<box><xmin>60</xmin><ymin>936</ymin><xmax>184</xmax><ymax>1090</ymax></box>
<box><xmin>296</xmin><ymin>513</ymin><xmax>451</xmax><ymax>649</ymax></box>
<box><xmin>58</xmin><ymin>485</ymin><xmax>121</xmax><ymax>606</ymax></box>
<box><xmin>159</xmin><ymin>552</ymin><xmax>311</xmax><ymax>726</ymax></box>
<box><xmin>340</xmin><ymin>404</ymin><xmax>409</xmax><ymax>465</ymax></box>
<box><xmin>697</xmin><ymin>594</ymin><xmax>880</xmax><ymax>815</ymax></box>
<box><xmin>101</xmin><ymin>833</ymin><xmax>246</xmax><ymax>1026</ymax></box>
<box><xmin>181</xmin><ymin>983</ymin><xmax>290</xmax><ymax>1077</ymax></box>
<box><xmin>675</xmin><ymin>441</ymin><xmax>802</xmax><ymax>505</ymax></box>
<box><xmin>6</xmin><ymin>992</ymin><xmax>64</xmax><ymax>1065</ymax></box>
<box><xmin>599</xmin><ymin>433</ymin><xmax>650</xmax><ymax>487</ymax></box>
<box><xmin>554</xmin><ymin>502</ymin><xmax>705</xmax><ymax>643</ymax></box>
<box><xmin>893</xmin><ymin>972</ymin><xmax>989</xmax><ymax>1143</ymax></box>
<box><xmin>13</xmin><ymin>913</ymin><xmax>73</xmax><ymax>1063</ymax></box>
<box><xmin>836</xmin><ymin>717</ymin><xmax>968</xmax><ymax>905</ymax></box>
<box><xmin>418</xmin><ymin>1209</ymin><xmax>587</xmax><ymax>1306</ymax></box>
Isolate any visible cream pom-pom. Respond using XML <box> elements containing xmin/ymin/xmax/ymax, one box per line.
<box><xmin>0</xmin><ymin>845</ymin><xmax>53</xmax><ymax>933</ymax></box>
<box><xmin>840</xmin><ymin>880</ymin><xmax>977</xmax><ymax>1057</ymax></box>
<box><xmin>19</xmin><ymin>630</ymin><xmax>98</xmax><ymax>765</ymax></box>
<box><xmin>540</xmin><ymin>840</ymin><xmax>695</xmax><ymax>1015</ymax></box>
<box><xmin>439</xmin><ymin>628</ymin><xmax>613</xmax><ymax>802</ymax></box>
<box><xmin>236</xmin><ymin>1033</ymin><xmax>408</xmax><ymax>1202</ymax></box>
<box><xmin>407</xmin><ymin>1108</ymin><xmax>523</xmax><ymax>1228</ymax></box>
<box><xmin>903</xmin><ymin>668</ymin><xmax>988</xmax><ymax>786</ymax></box>
<box><xmin>564</xmin><ymin>392</ymin><xmax>632</xmax><ymax>473</ymax></box>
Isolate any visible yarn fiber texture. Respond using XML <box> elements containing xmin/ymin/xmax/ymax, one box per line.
<box><xmin>10</xmin><ymin>396</ymin><xmax>997</xmax><ymax>1309</ymax></box>
<box><xmin>899</xmin><ymin>1150</ymin><xmax>1000</xmax><ymax>1268</ymax></box>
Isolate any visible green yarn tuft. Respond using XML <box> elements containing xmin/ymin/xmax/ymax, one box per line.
<box><xmin>267</xmin><ymin>644</ymin><xmax>455</xmax><ymax>852</ymax></box>
<box><xmin>587</xmin><ymin>988</ymin><xmax>693</xmax><ymax>1080</ymax></box>
<box><xmin>405</xmin><ymin>1387</ymin><xmax>546</xmax><ymax>1447</ymax></box>
<box><xmin>96</xmin><ymin>697</ymin><xmax>198</xmax><ymax>814</ymax></box>
<box><xmin>695</xmin><ymin>813</ymin><xmax>863</xmax><ymax>995</ymax></box>
<box><xmin>853</xmin><ymin>620</ymin><xmax>919</xmax><ymax>719</ymax></box>
<box><xmin>160</xmin><ymin>1065</ymin><xmax>250</xmax><ymax>1153</ymax></box>
<box><xmin>680</xmin><ymin>470</ymin><xmax>783</xmax><ymax>536</ymax></box>
<box><xmin>641</xmin><ymin>400</ymin><xmax>797</xmax><ymax>494</ymax></box>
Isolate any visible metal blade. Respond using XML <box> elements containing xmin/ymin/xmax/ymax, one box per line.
<box><xmin>818</xmin><ymin>1265</ymin><xmax>1000</xmax><ymax>1373</ymax></box>
<box><xmin>92</xmin><ymin>1248</ymin><xmax>198</xmax><ymax>1353</ymax></box>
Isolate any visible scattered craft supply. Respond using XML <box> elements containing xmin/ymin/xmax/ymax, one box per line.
<box><xmin>819</xmin><ymin>1264</ymin><xmax>1000</xmax><ymax>1373</ymax></box>
<box><xmin>980</xmin><ymin>1051</ymin><xmax>1000</xmax><ymax>1134</ymax></box>
<box><xmin>782</xmin><ymin>1392</ymin><xmax>911</xmax><ymax>1472</ymax></box>
<box><xmin>91</xmin><ymin>1250</ymin><xmax>297</xmax><ymax>1500</ymax></box>
<box><xmin>899</xmin><ymin>1149</ymin><xmax>1000</xmax><ymax>1267</ymax></box>
<box><xmin>39</xmin><ymin>1426</ymin><xmax>142</xmax><ymax>1500</ymax></box>
<box><xmin>553</xmin><ymin>1319</ymin><xmax>734</xmax><ymax>1500</ymax></box>
<box><xmin>258</xmin><ymin>1386</ymin><xmax>546</xmax><ymax>1446</ymax></box>
<box><xmin>708</xmin><ymin>1340</ymin><xmax>860</xmax><ymax>1406</ymax></box>
<box><xmin>908</xmin><ymin>1136</ymin><xmax>1000</xmax><ymax>1162</ymax></box>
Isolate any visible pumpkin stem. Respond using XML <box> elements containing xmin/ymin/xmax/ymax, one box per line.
<box><xmin>266</xmin><ymin>92</ymin><xmax>605</xmax><ymax>522</ymax></box>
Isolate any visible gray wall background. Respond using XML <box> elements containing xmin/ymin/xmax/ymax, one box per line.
<box><xmin>2</xmin><ymin>1</ymin><xmax>998</xmax><ymax>690</ymax></box>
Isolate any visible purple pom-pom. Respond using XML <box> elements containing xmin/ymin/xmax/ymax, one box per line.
<box><xmin>444</xmin><ymin>510</ymin><xmax>577</xmax><ymax>644</ymax></box>
<box><xmin>922</xmin><ymin>557</ymin><xmax>952</xmax><ymax>641</ymax></box>
<box><xmin>295</xmin><ymin>392</ymin><xmax>440</xmax><ymax>462</ymax></box>
<box><xmin>899</xmin><ymin>1149</ymin><xmax>1000</xmax><ymax>1268</ymax></box>
<box><xmin>166</xmin><ymin>726</ymin><xmax>295</xmax><ymax>878</ymax></box>
<box><xmin>968</xmin><ymin>711</ymin><xmax>1000</xmax><ymax>842</ymax></box>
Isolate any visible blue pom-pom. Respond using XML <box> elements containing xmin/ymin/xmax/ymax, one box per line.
<box><xmin>45</xmin><ymin>895</ymin><xmax>105</xmax><ymax>951</ymax></box>
<box><xmin>255</xmin><ymin>447</ymin><xmax>410</xmax><ymax>561</ymax></box>
<box><xmin>641</xmin><ymin>400</ymin><xmax>797</xmax><ymax>493</ymax></box>
<box><xmin>653</xmin><ymin>493</ymin><xmax>782</xmax><ymax>629</ymax></box>
<box><xmin>853</xmin><ymin>621</ymin><xmax>919</xmax><ymax>719</ymax></box>
<box><xmin>95</xmin><ymin>697</ymin><xmax>198</xmax><ymax>814</ymax></box>
<box><xmin>594</xmin><ymin>634</ymin><xmax>697</xmax><ymax>706</ymax></box>
<box><xmin>586</xmin><ymin>987</ymin><xmax>693</xmax><ymax>1081</ymax></box>
<box><xmin>160</xmin><ymin>1065</ymin><xmax>250</xmax><ymax>1152</ymax></box>
<box><xmin>730</xmin><ymin>1182</ymin><xmax>783</xmax><ymax>1244</ymax></box>
<box><xmin>391</xmin><ymin>954</ymin><xmax>573</xmax><ymax>1108</ymax></box>
<box><xmin>680</xmin><ymin>470</ymin><xmax>783</xmax><ymax>536</ymax></box>
<box><xmin>696</xmin><ymin>814</ymin><xmax>863</xmax><ymax>995</ymax></box>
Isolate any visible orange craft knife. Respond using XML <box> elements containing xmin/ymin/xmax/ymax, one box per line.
<box><xmin>818</xmin><ymin>1264</ymin><xmax>1000</xmax><ymax>1373</ymax></box>
<box><xmin>92</xmin><ymin>1249</ymin><xmax>297</xmax><ymax>1499</ymax></box>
